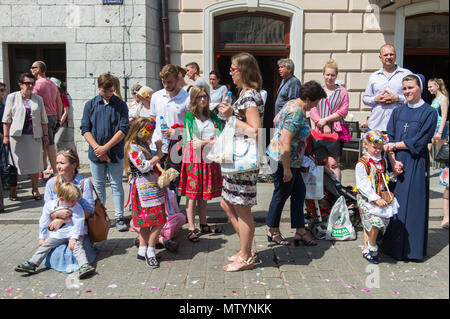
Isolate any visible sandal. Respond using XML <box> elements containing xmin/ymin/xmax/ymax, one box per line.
<box><xmin>442</xmin><ymin>222</ymin><xmax>449</xmax><ymax>229</ymax></box>
<box><xmin>200</xmin><ymin>224</ymin><xmax>222</xmax><ymax>234</ymax></box>
<box><xmin>9</xmin><ymin>194</ymin><xmax>18</xmax><ymax>201</ymax></box>
<box><xmin>294</xmin><ymin>232</ymin><xmax>317</xmax><ymax>246</ymax></box>
<box><xmin>267</xmin><ymin>230</ymin><xmax>289</xmax><ymax>246</ymax></box>
<box><xmin>187</xmin><ymin>229</ymin><xmax>200</xmax><ymax>243</ymax></box>
<box><xmin>228</xmin><ymin>250</ymin><xmax>258</xmax><ymax>262</ymax></box>
<box><xmin>32</xmin><ymin>190</ymin><xmax>42</xmax><ymax>201</ymax></box>
<box><xmin>223</xmin><ymin>256</ymin><xmax>255</xmax><ymax>272</ymax></box>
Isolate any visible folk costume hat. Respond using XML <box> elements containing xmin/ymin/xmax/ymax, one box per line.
<box><xmin>363</xmin><ymin>132</ymin><xmax>389</xmax><ymax>144</ymax></box>
<box><xmin>137</xmin><ymin>118</ymin><xmax>156</xmax><ymax>139</ymax></box>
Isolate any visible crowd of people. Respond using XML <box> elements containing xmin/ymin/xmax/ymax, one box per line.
<box><xmin>1</xmin><ymin>43</ymin><xmax>448</xmax><ymax>278</ymax></box>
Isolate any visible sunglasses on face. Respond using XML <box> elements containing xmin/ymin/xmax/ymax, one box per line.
<box><xmin>196</xmin><ymin>95</ymin><xmax>208</xmax><ymax>100</ymax></box>
<box><xmin>0</xmin><ymin>88</ymin><xmax>5</xmax><ymax>92</ymax></box>
<box><xmin>132</xmin><ymin>92</ymin><xmax>137</xmax><ymax>95</ymax></box>
<box><xmin>230</xmin><ymin>67</ymin><xmax>239</xmax><ymax>72</ymax></box>
<box><xmin>30</xmin><ymin>66</ymin><xmax>38</xmax><ymax>69</ymax></box>
<box><xmin>21</xmin><ymin>81</ymin><xmax>35</xmax><ymax>86</ymax></box>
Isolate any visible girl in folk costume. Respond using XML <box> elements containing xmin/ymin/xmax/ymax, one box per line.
<box><xmin>354</xmin><ymin>130</ymin><xmax>399</xmax><ymax>263</ymax></box>
<box><xmin>178</xmin><ymin>85</ymin><xmax>223</xmax><ymax>242</ymax></box>
<box><xmin>124</xmin><ymin>118</ymin><xmax>166</xmax><ymax>268</ymax></box>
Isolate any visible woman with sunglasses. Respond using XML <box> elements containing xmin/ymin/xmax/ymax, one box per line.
<box><xmin>127</xmin><ymin>83</ymin><xmax>143</xmax><ymax>123</ymax></box>
<box><xmin>2</xmin><ymin>72</ymin><xmax>49</xmax><ymax>201</ymax></box>
<box><xmin>218</xmin><ymin>52</ymin><xmax>264</xmax><ymax>272</ymax></box>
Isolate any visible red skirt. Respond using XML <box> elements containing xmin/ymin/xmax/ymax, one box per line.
<box><xmin>131</xmin><ymin>183</ymin><xmax>166</xmax><ymax>228</ymax></box>
<box><xmin>178</xmin><ymin>142</ymin><xmax>222</xmax><ymax>200</ymax></box>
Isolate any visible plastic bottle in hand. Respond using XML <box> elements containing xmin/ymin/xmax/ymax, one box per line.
<box><xmin>219</xmin><ymin>91</ymin><xmax>232</xmax><ymax>120</ymax></box>
<box><xmin>160</xmin><ymin>116</ymin><xmax>170</xmax><ymax>142</ymax></box>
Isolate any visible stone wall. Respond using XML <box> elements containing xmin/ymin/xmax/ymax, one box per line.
<box><xmin>0</xmin><ymin>0</ymin><xmax>161</xmax><ymax>164</ymax></box>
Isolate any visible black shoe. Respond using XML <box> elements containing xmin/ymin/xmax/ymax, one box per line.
<box><xmin>363</xmin><ymin>250</ymin><xmax>379</xmax><ymax>264</ymax></box>
<box><xmin>145</xmin><ymin>255</ymin><xmax>159</xmax><ymax>269</ymax></box>
<box><xmin>115</xmin><ymin>219</ymin><xmax>128</xmax><ymax>232</ymax></box>
<box><xmin>78</xmin><ymin>264</ymin><xmax>95</xmax><ymax>279</ymax></box>
<box><xmin>15</xmin><ymin>261</ymin><xmax>37</xmax><ymax>274</ymax></box>
<box><xmin>137</xmin><ymin>254</ymin><xmax>145</xmax><ymax>261</ymax></box>
<box><xmin>163</xmin><ymin>239</ymin><xmax>178</xmax><ymax>252</ymax></box>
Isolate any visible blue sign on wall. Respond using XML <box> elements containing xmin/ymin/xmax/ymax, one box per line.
<box><xmin>103</xmin><ymin>0</ymin><xmax>123</xmax><ymax>4</ymax></box>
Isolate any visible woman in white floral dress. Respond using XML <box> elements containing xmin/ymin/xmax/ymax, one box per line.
<box><xmin>218</xmin><ymin>52</ymin><xmax>264</xmax><ymax>272</ymax></box>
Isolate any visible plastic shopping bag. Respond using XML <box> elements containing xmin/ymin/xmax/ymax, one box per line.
<box><xmin>207</xmin><ymin>116</ymin><xmax>235</xmax><ymax>163</ymax></box>
<box><xmin>325</xmin><ymin>196</ymin><xmax>356</xmax><ymax>241</ymax></box>
<box><xmin>301</xmin><ymin>166</ymin><xmax>324</xmax><ymax>199</ymax></box>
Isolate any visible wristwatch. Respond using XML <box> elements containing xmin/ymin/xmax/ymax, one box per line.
<box><xmin>393</xmin><ymin>143</ymin><xmax>397</xmax><ymax>151</ymax></box>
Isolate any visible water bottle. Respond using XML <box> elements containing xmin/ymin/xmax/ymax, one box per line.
<box><xmin>218</xmin><ymin>91</ymin><xmax>232</xmax><ymax>120</ymax></box>
<box><xmin>160</xmin><ymin>115</ymin><xmax>169</xmax><ymax>143</ymax></box>
<box><xmin>224</xmin><ymin>91</ymin><xmax>232</xmax><ymax>105</ymax></box>
<box><xmin>160</xmin><ymin>115</ymin><xmax>169</xmax><ymax>130</ymax></box>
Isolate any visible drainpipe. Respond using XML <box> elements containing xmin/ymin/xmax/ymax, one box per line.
<box><xmin>161</xmin><ymin>0</ymin><xmax>170</xmax><ymax>66</ymax></box>
<box><xmin>381</xmin><ymin>0</ymin><xmax>396</xmax><ymax>10</ymax></box>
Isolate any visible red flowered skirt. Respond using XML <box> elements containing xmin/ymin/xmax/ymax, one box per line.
<box><xmin>178</xmin><ymin>143</ymin><xmax>222</xmax><ymax>200</ymax></box>
<box><xmin>131</xmin><ymin>183</ymin><xmax>166</xmax><ymax>228</ymax></box>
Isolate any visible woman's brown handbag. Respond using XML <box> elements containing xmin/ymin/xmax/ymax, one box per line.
<box><xmin>87</xmin><ymin>185</ymin><xmax>111</xmax><ymax>243</ymax></box>
<box><xmin>380</xmin><ymin>191</ymin><xmax>394</xmax><ymax>205</ymax></box>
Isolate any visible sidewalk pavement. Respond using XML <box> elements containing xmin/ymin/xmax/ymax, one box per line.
<box><xmin>0</xmin><ymin>168</ymin><xmax>448</xmax><ymax>300</ymax></box>
<box><xmin>0</xmin><ymin>168</ymin><xmax>445</xmax><ymax>224</ymax></box>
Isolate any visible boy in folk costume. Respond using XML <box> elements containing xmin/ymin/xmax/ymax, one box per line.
<box><xmin>354</xmin><ymin>130</ymin><xmax>399</xmax><ymax>263</ymax></box>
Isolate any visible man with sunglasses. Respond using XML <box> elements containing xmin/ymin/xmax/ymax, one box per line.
<box><xmin>30</xmin><ymin>61</ymin><xmax>63</xmax><ymax>181</ymax></box>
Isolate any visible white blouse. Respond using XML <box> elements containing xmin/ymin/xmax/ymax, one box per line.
<box><xmin>355</xmin><ymin>154</ymin><xmax>399</xmax><ymax>218</ymax></box>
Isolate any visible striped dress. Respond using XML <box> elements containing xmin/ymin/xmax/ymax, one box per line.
<box><xmin>128</xmin><ymin>143</ymin><xmax>166</xmax><ymax>228</ymax></box>
<box><xmin>222</xmin><ymin>89</ymin><xmax>264</xmax><ymax>207</ymax></box>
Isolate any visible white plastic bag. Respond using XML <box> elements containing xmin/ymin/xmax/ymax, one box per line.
<box><xmin>301</xmin><ymin>166</ymin><xmax>324</xmax><ymax>199</ymax></box>
<box><xmin>325</xmin><ymin>195</ymin><xmax>356</xmax><ymax>241</ymax></box>
<box><xmin>206</xmin><ymin>116</ymin><xmax>235</xmax><ymax>163</ymax></box>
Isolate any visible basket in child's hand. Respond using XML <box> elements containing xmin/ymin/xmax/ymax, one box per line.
<box><xmin>155</xmin><ymin>163</ymin><xmax>180</xmax><ymax>189</ymax></box>
<box><xmin>380</xmin><ymin>191</ymin><xmax>394</xmax><ymax>205</ymax></box>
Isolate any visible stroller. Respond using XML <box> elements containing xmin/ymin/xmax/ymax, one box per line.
<box><xmin>303</xmin><ymin>130</ymin><xmax>360</xmax><ymax>240</ymax></box>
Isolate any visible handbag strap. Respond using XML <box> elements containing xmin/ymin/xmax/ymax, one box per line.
<box><xmin>5</xmin><ymin>144</ymin><xmax>16</xmax><ymax>167</ymax></box>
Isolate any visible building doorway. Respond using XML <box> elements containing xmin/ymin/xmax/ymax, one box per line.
<box><xmin>214</xmin><ymin>11</ymin><xmax>290</xmax><ymax>145</ymax></box>
<box><xmin>8</xmin><ymin>44</ymin><xmax>66</xmax><ymax>91</ymax></box>
<box><xmin>403</xmin><ymin>13</ymin><xmax>449</xmax><ymax>101</ymax></box>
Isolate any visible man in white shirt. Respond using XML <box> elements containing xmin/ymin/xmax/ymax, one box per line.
<box><xmin>150</xmin><ymin>64</ymin><xmax>190</xmax><ymax>204</ymax></box>
<box><xmin>150</xmin><ymin>64</ymin><xmax>189</xmax><ymax>155</ymax></box>
<box><xmin>185</xmin><ymin>62</ymin><xmax>210</xmax><ymax>95</ymax></box>
<box><xmin>363</xmin><ymin>44</ymin><xmax>412</xmax><ymax>132</ymax></box>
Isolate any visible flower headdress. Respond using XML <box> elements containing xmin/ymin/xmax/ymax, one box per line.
<box><xmin>362</xmin><ymin>132</ymin><xmax>389</xmax><ymax>144</ymax></box>
<box><xmin>137</xmin><ymin>117</ymin><xmax>156</xmax><ymax>139</ymax></box>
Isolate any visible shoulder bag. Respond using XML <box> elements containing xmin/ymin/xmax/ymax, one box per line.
<box><xmin>1</xmin><ymin>144</ymin><xmax>18</xmax><ymax>187</ymax></box>
<box><xmin>325</xmin><ymin>98</ymin><xmax>351</xmax><ymax>143</ymax></box>
<box><xmin>81</xmin><ymin>179</ymin><xmax>111</xmax><ymax>243</ymax></box>
<box><xmin>435</xmin><ymin>142</ymin><xmax>449</xmax><ymax>164</ymax></box>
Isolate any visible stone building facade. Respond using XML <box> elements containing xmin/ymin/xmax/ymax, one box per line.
<box><xmin>0</xmin><ymin>0</ymin><xmax>448</xmax><ymax>163</ymax></box>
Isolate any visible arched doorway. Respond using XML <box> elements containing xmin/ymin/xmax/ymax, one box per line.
<box><xmin>213</xmin><ymin>11</ymin><xmax>291</xmax><ymax>134</ymax></box>
<box><xmin>403</xmin><ymin>13</ymin><xmax>449</xmax><ymax>100</ymax></box>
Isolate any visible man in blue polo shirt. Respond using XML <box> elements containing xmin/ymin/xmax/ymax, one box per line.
<box><xmin>275</xmin><ymin>58</ymin><xmax>301</xmax><ymax>115</ymax></box>
<box><xmin>81</xmin><ymin>73</ymin><xmax>129</xmax><ymax>231</ymax></box>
